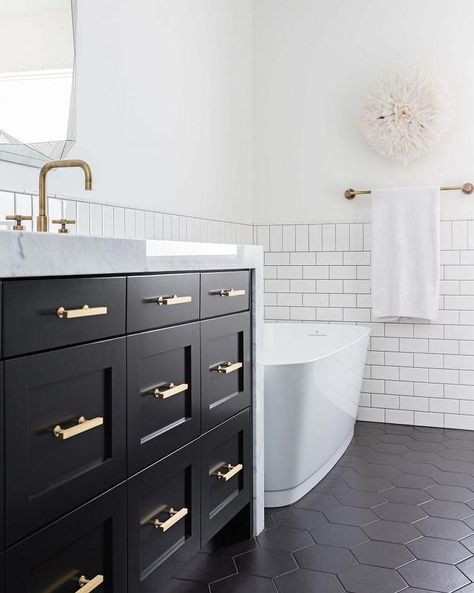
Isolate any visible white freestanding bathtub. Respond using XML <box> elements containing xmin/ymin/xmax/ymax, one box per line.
<box><xmin>264</xmin><ymin>323</ymin><xmax>370</xmax><ymax>507</ymax></box>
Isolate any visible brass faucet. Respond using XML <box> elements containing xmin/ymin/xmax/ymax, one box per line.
<box><xmin>37</xmin><ymin>159</ymin><xmax>93</xmax><ymax>232</ymax></box>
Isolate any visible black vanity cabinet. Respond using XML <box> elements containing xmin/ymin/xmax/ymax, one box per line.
<box><xmin>0</xmin><ymin>269</ymin><xmax>253</xmax><ymax>593</ymax></box>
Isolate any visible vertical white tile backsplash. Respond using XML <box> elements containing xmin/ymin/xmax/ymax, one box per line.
<box><xmin>113</xmin><ymin>208</ymin><xmax>125</xmax><ymax>238</ymax></box>
<box><xmin>261</xmin><ymin>219</ymin><xmax>474</xmax><ymax>430</ymax></box>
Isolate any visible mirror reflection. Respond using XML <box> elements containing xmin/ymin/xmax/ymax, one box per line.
<box><xmin>0</xmin><ymin>0</ymin><xmax>75</xmax><ymax>167</ymax></box>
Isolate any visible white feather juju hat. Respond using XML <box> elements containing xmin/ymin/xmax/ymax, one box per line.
<box><xmin>358</xmin><ymin>69</ymin><xmax>452</xmax><ymax>164</ymax></box>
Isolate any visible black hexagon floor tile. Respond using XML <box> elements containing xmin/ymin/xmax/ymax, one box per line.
<box><xmin>257</xmin><ymin>526</ymin><xmax>314</xmax><ymax>552</ymax></box>
<box><xmin>388</xmin><ymin>473</ymin><xmax>436</xmax><ymax>489</ymax></box>
<box><xmin>294</xmin><ymin>543</ymin><xmax>358</xmax><ymax>573</ymax></box>
<box><xmin>415</xmin><ymin>516</ymin><xmax>472</xmax><ymax>540</ymax></box>
<box><xmin>272</xmin><ymin>507</ymin><xmax>327</xmax><ymax>530</ymax></box>
<box><xmin>198</xmin><ymin>422</ymin><xmax>474</xmax><ymax>592</ymax></box>
<box><xmin>406</xmin><ymin>536</ymin><xmax>472</xmax><ymax>564</ymax></box>
<box><xmin>351</xmin><ymin>540</ymin><xmax>415</xmax><ymax>568</ymax></box>
<box><xmin>234</xmin><ymin>548</ymin><xmax>297</xmax><ymax>578</ymax></box>
<box><xmin>171</xmin><ymin>580</ymin><xmax>211</xmax><ymax>593</ymax></box>
<box><xmin>383</xmin><ymin>486</ymin><xmax>433</xmax><ymax>505</ymax></box>
<box><xmin>338</xmin><ymin>564</ymin><xmax>407</xmax><ymax>593</ymax></box>
<box><xmin>204</xmin><ymin>536</ymin><xmax>258</xmax><ymax>557</ymax></box>
<box><xmin>210</xmin><ymin>574</ymin><xmax>276</xmax><ymax>593</ymax></box>
<box><xmin>398</xmin><ymin>559</ymin><xmax>469</xmax><ymax>592</ymax></box>
<box><xmin>324</xmin><ymin>505</ymin><xmax>378</xmax><ymax>527</ymax></box>
<box><xmin>431</xmin><ymin>470</ymin><xmax>474</xmax><ymax>488</ymax></box>
<box><xmin>392</xmin><ymin>460</ymin><xmax>438</xmax><ymax>475</ymax></box>
<box><xmin>460</xmin><ymin>533</ymin><xmax>474</xmax><ymax>553</ymax></box>
<box><xmin>439</xmin><ymin>448</ymin><xmax>474</xmax><ymax>461</ymax></box>
<box><xmin>313</xmin><ymin>477</ymin><xmax>352</xmax><ymax>495</ymax></box>
<box><xmin>421</xmin><ymin>499</ymin><xmax>474</xmax><ymax>520</ymax></box>
<box><xmin>335</xmin><ymin>489</ymin><xmax>387</xmax><ymax>509</ymax></box>
<box><xmin>343</xmin><ymin>473</ymin><xmax>393</xmax><ymax>492</ymax></box>
<box><xmin>457</xmin><ymin>556</ymin><xmax>474</xmax><ymax>581</ymax></box>
<box><xmin>363</xmin><ymin>519</ymin><xmax>422</xmax><ymax>544</ymax></box>
<box><xmin>373</xmin><ymin>502</ymin><xmax>427</xmax><ymax>523</ymax></box>
<box><xmin>310</xmin><ymin>522</ymin><xmax>368</xmax><ymax>548</ymax></box>
<box><xmin>294</xmin><ymin>492</ymin><xmax>342</xmax><ymax>513</ymax></box>
<box><xmin>426</xmin><ymin>484</ymin><xmax>474</xmax><ymax>503</ymax></box>
<box><xmin>184</xmin><ymin>552</ymin><xmax>236</xmax><ymax>583</ymax></box>
<box><xmin>274</xmin><ymin>568</ymin><xmax>345</xmax><ymax>593</ymax></box>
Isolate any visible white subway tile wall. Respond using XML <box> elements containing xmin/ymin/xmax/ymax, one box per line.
<box><xmin>0</xmin><ymin>189</ymin><xmax>254</xmax><ymax>245</ymax></box>
<box><xmin>259</xmin><ymin>221</ymin><xmax>474</xmax><ymax>429</ymax></box>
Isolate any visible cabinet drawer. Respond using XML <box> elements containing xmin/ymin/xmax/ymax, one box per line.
<box><xmin>201</xmin><ymin>271</ymin><xmax>250</xmax><ymax>319</ymax></box>
<box><xmin>5</xmin><ymin>338</ymin><xmax>126</xmax><ymax>545</ymax></box>
<box><xmin>128</xmin><ymin>442</ymin><xmax>200</xmax><ymax>593</ymax></box>
<box><xmin>201</xmin><ymin>312</ymin><xmax>251</xmax><ymax>431</ymax></box>
<box><xmin>127</xmin><ymin>274</ymin><xmax>200</xmax><ymax>333</ymax></box>
<box><xmin>127</xmin><ymin>323</ymin><xmax>201</xmax><ymax>474</ymax></box>
<box><xmin>5</xmin><ymin>484</ymin><xmax>127</xmax><ymax>593</ymax></box>
<box><xmin>2</xmin><ymin>277</ymin><xmax>126</xmax><ymax>357</ymax></box>
<box><xmin>200</xmin><ymin>409</ymin><xmax>250</xmax><ymax>545</ymax></box>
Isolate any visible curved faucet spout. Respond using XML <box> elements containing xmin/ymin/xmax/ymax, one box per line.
<box><xmin>37</xmin><ymin>159</ymin><xmax>93</xmax><ymax>232</ymax></box>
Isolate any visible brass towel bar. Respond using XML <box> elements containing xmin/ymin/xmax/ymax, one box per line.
<box><xmin>344</xmin><ymin>183</ymin><xmax>474</xmax><ymax>200</ymax></box>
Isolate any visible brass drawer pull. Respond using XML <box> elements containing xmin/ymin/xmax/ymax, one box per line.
<box><xmin>57</xmin><ymin>304</ymin><xmax>108</xmax><ymax>319</ymax></box>
<box><xmin>156</xmin><ymin>295</ymin><xmax>192</xmax><ymax>306</ymax></box>
<box><xmin>152</xmin><ymin>382</ymin><xmax>188</xmax><ymax>399</ymax></box>
<box><xmin>54</xmin><ymin>416</ymin><xmax>104</xmax><ymax>440</ymax></box>
<box><xmin>215</xmin><ymin>361</ymin><xmax>243</xmax><ymax>374</ymax></box>
<box><xmin>214</xmin><ymin>463</ymin><xmax>243</xmax><ymax>482</ymax></box>
<box><xmin>215</xmin><ymin>289</ymin><xmax>246</xmax><ymax>298</ymax></box>
<box><xmin>148</xmin><ymin>507</ymin><xmax>188</xmax><ymax>532</ymax></box>
<box><xmin>76</xmin><ymin>575</ymin><xmax>104</xmax><ymax>593</ymax></box>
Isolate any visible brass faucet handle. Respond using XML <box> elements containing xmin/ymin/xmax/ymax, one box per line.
<box><xmin>52</xmin><ymin>218</ymin><xmax>76</xmax><ymax>234</ymax></box>
<box><xmin>6</xmin><ymin>214</ymin><xmax>32</xmax><ymax>231</ymax></box>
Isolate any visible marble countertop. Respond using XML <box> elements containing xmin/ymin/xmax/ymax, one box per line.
<box><xmin>0</xmin><ymin>231</ymin><xmax>263</xmax><ymax>278</ymax></box>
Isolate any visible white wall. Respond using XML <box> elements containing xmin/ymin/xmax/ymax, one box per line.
<box><xmin>0</xmin><ymin>0</ymin><xmax>254</xmax><ymax>224</ymax></box>
<box><xmin>253</xmin><ymin>0</ymin><xmax>474</xmax><ymax>224</ymax></box>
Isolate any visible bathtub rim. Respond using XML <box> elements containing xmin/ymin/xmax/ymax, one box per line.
<box><xmin>264</xmin><ymin>322</ymin><xmax>370</xmax><ymax>367</ymax></box>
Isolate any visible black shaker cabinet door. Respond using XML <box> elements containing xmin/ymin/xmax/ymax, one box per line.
<box><xmin>127</xmin><ymin>274</ymin><xmax>200</xmax><ymax>333</ymax></box>
<box><xmin>200</xmin><ymin>271</ymin><xmax>250</xmax><ymax>319</ymax></box>
<box><xmin>2</xmin><ymin>277</ymin><xmax>126</xmax><ymax>357</ymax></box>
<box><xmin>128</xmin><ymin>442</ymin><xmax>200</xmax><ymax>593</ymax></box>
<box><xmin>5</xmin><ymin>484</ymin><xmax>127</xmax><ymax>593</ymax></box>
<box><xmin>127</xmin><ymin>323</ymin><xmax>201</xmax><ymax>474</ymax></box>
<box><xmin>4</xmin><ymin>338</ymin><xmax>126</xmax><ymax>545</ymax></box>
<box><xmin>201</xmin><ymin>312</ymin><xmax>251</xmax><ymax>431</ymax></box>
<box><xmin>200</xmin><ymin>409</ymin><xmax>251</xmax><ymax>545</ymax></box>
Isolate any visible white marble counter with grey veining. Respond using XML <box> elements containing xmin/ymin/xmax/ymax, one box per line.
<box><xmin>0</xmin><ymin>230</ymin><xmax>265</xmax><ymax>535</ymax></box>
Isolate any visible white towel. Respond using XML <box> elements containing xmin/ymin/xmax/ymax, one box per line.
<box><xmin>372</xmin><ymin>186</ymin><xmax>440</xmax><ymax>321</ymax></box>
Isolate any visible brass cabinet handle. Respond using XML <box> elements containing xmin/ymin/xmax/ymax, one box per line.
<box><xmin>215</xmin><ymin>361</ymin><xmax>243</xmax><ymax>374</ymax></box>
<box><xmin>57</xmin><ymin>304</ymin><xmax>108</xmax><ymax>319</ymax></box>
<box><xmin>214</xmin><ymin>463</ymin><xmax>243</xmax><ymax>482</ymax></box>
<box><xmin>148</xmin><ymin>507</ymin><xmax>188</xmax><ymax>532</ymax></box>
<box><xmin>156</xmin><ymin>295</ymin><xmax>192</xmax><ymax>306</ymax></box>
<box><xmin>76</xmin><ymin>575</ymin><xmax>104</xmax><ymax>593</ymax></box>
<box><xmin>152</xmin><ymin>382</ymin><xmax>188</xmax><ymax>399</ymax></box>
<box><xmin>54</xmin><ymin>416</ymin><xmax>104</xmax><ymax>440</ymax></box>
<box><xmin>215</xmin><ymin>289</ymin><xmax>246</xmax><ymax>298</ymax></box>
